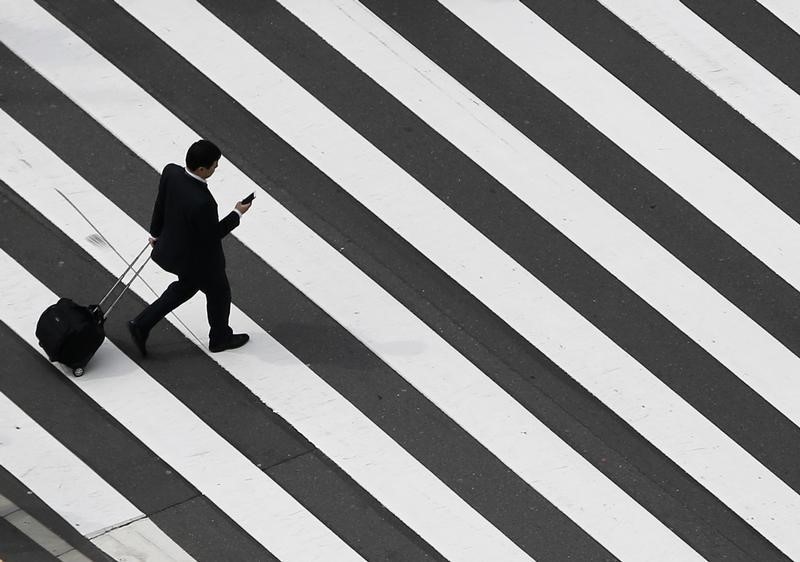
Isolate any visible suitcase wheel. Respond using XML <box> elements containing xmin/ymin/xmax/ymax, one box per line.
<box><xmin>72</xmin><ymin>367</ymin><xmax>85</xmax><ymax>377</ymax></box>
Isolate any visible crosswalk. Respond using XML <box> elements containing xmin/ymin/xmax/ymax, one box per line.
<box><xmin>1</xmin><ymin>0</ymin><xmax>800</xmax><ymax>560</ymax></box>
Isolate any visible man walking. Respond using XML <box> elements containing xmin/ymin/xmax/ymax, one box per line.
<box><xmin>128</xmin><ymin>140</ymin><xmax>251</xmax><ymax>356</ymax></box>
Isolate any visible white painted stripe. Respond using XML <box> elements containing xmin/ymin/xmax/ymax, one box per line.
<box><xmin>0</xmin><ymin>3</ymin><xmax>694</xmax><ymax>560</ymax></box>
<box><xmin>434</xmin><ymin>1</ymin><xmax>800</xmax><ymax>289</ymax></box>
<box><xmin>757</xmin><ymin>0</ymin><xmax>800</xmax><ymax>36</ymax></box>
<box><xmin>0</xmin><ymin>162</ymin><xmax>357</xmax><ymax>561</ymax></box>
<box><xmin>281</xmin><ymin>0</ymin><xmax>800</xmax><ymax>418</ymax></box>
<box><xmin>0</xmin><ymin>495</ymin><xmax>17</xmax><ymax>517</ymax></box>
<box><xmin>58</xmin><ymin>549</ymin><xmax>93</xmax><ymax>562</ymax></box>
<box><xmin>0</xmin><ymin>391</ymin><xmax>188</xmax><ymax>561</ymax></box>
<box><xmin>277</xmin><ymin>0</ymin><xmax>800</xmax><ymax>478</ymax></box>
<box><xmin>105</xmin><ymin>0</ymin><xmax>800</xmax><ymax>558</ymax></box>
<box><xmin>0</xmin><ymin>252</ymin><xmax>355</xmax><ymax>562</ymax></box>
<box><xmin>0</xmin><ymin>1</ymin><xmax>701</xmax><ymax>559</ymax></box>
<box><xmin>597</xmin><ymin>0</ymin><xmax>800</xmax><ymax>161</ymax></box>
<box><xmin>4</xmin><ymin>511</ymin><xmax>73</xmax><ymax>556</ymax></box>
<box><xmin>0</xmin><ymin>112</ymin><xmax>526</xmax><ymax>562</ymax></box>
<box><xmin>92</xmin><ymin>519</ymin><xmax>195</xmax><ymax>562</ymax></box>
<box><xmin>59</xmin><ymin>551</ymin><xmax>92</xmax><ymax>562</ymax></box>
<box><xmin>0</xmin><ymin>391</ymin><xmax>143</xmax><ymax>539</ymax></box>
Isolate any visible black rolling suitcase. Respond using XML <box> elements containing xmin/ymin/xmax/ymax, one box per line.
<box><xmin>36</xmin><ymin>299</ymin><xmax>105</xmax><ymax>377</ymax></box>
<box><xmin>35</xmin><ymin>243</ymin><xmax>150</xmax><ymax>377</ymax></box>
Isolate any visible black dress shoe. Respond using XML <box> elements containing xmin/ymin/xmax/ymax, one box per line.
<box><xmin>209</xmin><ymin>333</ymin><xmax>249</xmax><ymax>353</ymax></box>
<box><xmin>127</xmin><ymin>320</ymin><xmax>148</xmax><ymax>357</ymax></box>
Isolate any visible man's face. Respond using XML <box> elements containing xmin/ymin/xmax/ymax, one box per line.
<box><xmin>197</xmin><ymin>159</ymin><xmax>219</xmax><ymax>179</ymax></box>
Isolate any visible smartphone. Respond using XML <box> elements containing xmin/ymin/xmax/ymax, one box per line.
<box><xmin>241</xmin><ymin>192</ymin><xmax>255</xmax><ymax>205</ymax></box>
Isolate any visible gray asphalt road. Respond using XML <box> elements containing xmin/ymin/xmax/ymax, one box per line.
<box><xmin>2</xmin><ymin>1</ymin><xmax>799</xmax><ymax>561</ymax></box>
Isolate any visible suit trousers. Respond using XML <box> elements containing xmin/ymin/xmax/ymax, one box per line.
<box><xmin>134</xmin><ymin>269</ymin><xmax>234</xmax><ymax>344</ymax></box>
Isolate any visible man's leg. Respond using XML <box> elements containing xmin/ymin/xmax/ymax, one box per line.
<box><xmin>200</xmin><ymin>270</ymin><xmax>233</xmax><ymax>345</ymax></box>
<box><xmin>133</xmin><ymin>277</ymin><xmax>199</xmax><ymax>335</ymax></box>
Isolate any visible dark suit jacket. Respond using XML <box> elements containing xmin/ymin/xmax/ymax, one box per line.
<box><xmin>149</xmin><ymin>163</ymin><xmax>239</xmax><ymax>279</ymax></box>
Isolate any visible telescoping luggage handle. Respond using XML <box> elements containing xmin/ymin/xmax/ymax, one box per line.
<box><xmin>98</xmin><ymin>242</ymin><xmax>151</xmax><ymax>320</ymax></box>
<box><xmin>56</xmin><ymin>187</ymin><xmax>203</xmax><ymax>345</ymax></box>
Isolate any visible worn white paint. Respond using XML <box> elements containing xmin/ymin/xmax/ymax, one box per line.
<box><xmin>0</xmin><ymin>245</ymin><xmax>359</xmax><ymax>561</ymax></box>
<box><xmin>0</xmin><ymin>391</ymin><xmax>143</xmax><ymax>537</ymax></box>
<box><xmin>0</xmin><ymin>390</ymin><xmax>189</xmax><ymax>560</ymax></box>
<box><xmin>597</xmin><ymin>0</ymin><xmax>800</xmax><ymax>161</ymax></box>
<box><xmin>4</xmin><ymin>511</ymin><xmax>74</xmax><ymax>557</ymax></box>
<box><xmin>0</xmin><ymin>3</ymin><xmax>703</xmax><ymax>560</ymax></box>
<box><xmin>0</xmin><ymin>108</ymin><xmax>527</xmax><ymax>561</ymax></box>
<box><xmin>756</xmin><ymin>0</ymin><xmax>800</xmax><ymax>37</ymax></box>
<box><xmin>429</xmin><ymin>0</ymin><xmax>800</xmax><ymax>422</ymax></box>
<box><xmin>432</xmin><ymin>0</ymin><xmax>800</xmax><ymax>282</ymax></box>
<box><xmin>92</xmin><ymin>519</ymin><xmax>198</xmax><ymax>562</ymax></box>
<box><xmin>107</xmin><ymin>0</ymin><xmax>800</xmax><ymax>559</ymax></box>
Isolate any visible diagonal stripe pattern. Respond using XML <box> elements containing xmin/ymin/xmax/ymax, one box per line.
<box><xmin>2</xmin><ymin>0</ymin><xmax>800</xmax><ymax>560</ymax></box>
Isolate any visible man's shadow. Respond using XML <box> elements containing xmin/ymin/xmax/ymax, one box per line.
<box><xmin>267</xmin><ymin>321</ymin><xmax>427</xmax><ymax>371</ymax></box>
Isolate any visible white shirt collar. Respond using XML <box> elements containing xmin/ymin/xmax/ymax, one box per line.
<box><xmin>185</xmin><ymin>167</ymin><xmax>207</xmax><ymax>184</ymax></box>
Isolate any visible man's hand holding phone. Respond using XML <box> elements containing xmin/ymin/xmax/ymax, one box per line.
<box><xmin>235</xmin><ymin>192</ymin><xmax>255</xmax><ymax>215</ymax></box>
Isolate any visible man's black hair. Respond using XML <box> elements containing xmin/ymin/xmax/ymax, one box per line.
<box><xmin>185</xmin><ymin>140</ymin><xmax>222</xmax><ymax>171</ymax></box>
